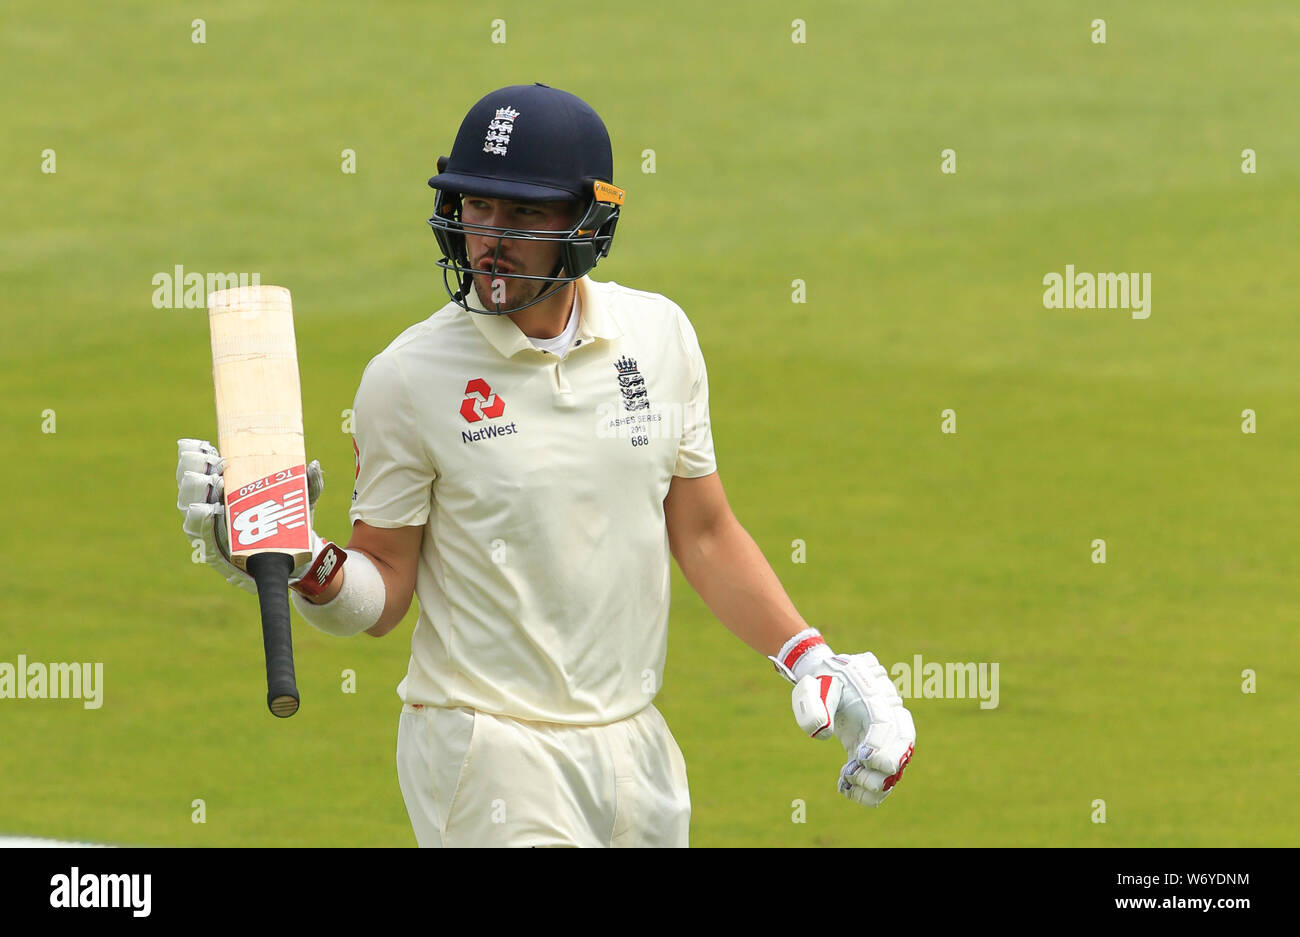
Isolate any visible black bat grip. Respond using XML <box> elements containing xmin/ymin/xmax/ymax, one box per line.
<box><xmin>247</xmin><ymin>552</ymin><xmax>300</xmax><ymax>718</ymax></box>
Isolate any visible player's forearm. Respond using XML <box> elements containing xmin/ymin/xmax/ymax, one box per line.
<box><xmin>298</xmin><ymin>547</ymin><xmax>402</xmax><ymax>612</ymax></box>
<box><xmin>298</xmin><ymin>568</ymin><xmax>346</xmax><ymax>605</ymax></box>
<box><xmin>354</xmin><ymin>547</ymin><xmax>416</xmax><ymax>633</ymax></box>
<box><xmin>290</xmin><ymin>547</ymin><xmax>408</xmax><ymax>637</ymax></box>
<box><xmin>671</xmin><ymin>515</ymin><xmax>810</xmax><ymax>658</ymax></box>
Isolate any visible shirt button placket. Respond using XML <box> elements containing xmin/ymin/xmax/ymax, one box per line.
<box><xmin>552</xmin><ymin>358</ymin><xmax>574</xmax><ymax>405</ymax></box>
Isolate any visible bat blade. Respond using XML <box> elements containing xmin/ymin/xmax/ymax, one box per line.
<box><xmin>208</xmin><ymin>284</ymin><xmax>308</xmax><ymax>718</ymax></box>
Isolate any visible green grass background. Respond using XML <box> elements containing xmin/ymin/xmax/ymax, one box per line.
<box><xmin>1</xmin><ymin>0</ymin><xmax>1296</xmax><ymax>846</ymax></box>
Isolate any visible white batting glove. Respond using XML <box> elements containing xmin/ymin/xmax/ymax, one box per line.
<box><xmin>176</xmin><ymin>438</ymin><xmax>330</xmax><ymax>595</ymax></box>
<box><xmin>771</xmin><ymin>628</ymin><xmax>916</xmax><ymax>807</ymax></box>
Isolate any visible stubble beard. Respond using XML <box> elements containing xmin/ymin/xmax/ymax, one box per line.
<box><xmin>474</xmin><ymin>265</ymin><xmax>567</xmax><ymax>313</ymax></box>
<box><xmin>473</xmin><ymin>272</ymin><xmax>544</xmax><ymax>313</ymax></box>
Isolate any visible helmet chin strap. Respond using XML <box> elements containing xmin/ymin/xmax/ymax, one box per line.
<box><xmin>453</xmin><ymin>268</ymin><xmax>473</xmax><ymax>305</ymax></box>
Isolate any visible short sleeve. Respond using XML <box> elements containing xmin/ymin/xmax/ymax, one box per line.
<box><xmin>348</xmin><ymin>351</ymin><xmax>437</xmax><ymax>528</ymax></box>
<box><xmin>672</xmin><ymin>305</ymin><xmax>717</xmax><ymax>478</ymax></box>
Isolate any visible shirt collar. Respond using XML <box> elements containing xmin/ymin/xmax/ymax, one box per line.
<box><xmin>464</xmin><ymin>275</ymin><xmax>622</xmax><ymax>359</ymax></box>
<box><xmin>574</xmin><ymin>276</ymin><xmax>622</xmax><ymax>343</ymax></box>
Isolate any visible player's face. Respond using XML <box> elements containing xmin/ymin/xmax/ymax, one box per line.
<box><xmin>461</xmin><ymin>197</ymin><xmax>576</xmax><ymax>311</ymax></box>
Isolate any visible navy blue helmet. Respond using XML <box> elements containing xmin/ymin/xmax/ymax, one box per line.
<box><xmin>427</xmin><ymin>84</ymin><xmax>624</xmax><ymax>314</ymax></box>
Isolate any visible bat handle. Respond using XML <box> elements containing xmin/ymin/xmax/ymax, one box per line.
<box><xmin>247</xmin><ymin>552</ymin><xmax>301</xmax><ymax>718</ymax></box>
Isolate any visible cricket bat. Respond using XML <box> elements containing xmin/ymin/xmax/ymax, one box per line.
<box><xmin>207</xmin><ymin>285</ymin><xmax>310</xmax><ymax>718</ymax></box>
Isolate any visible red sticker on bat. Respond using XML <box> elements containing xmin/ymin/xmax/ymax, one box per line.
<box><xmin>227</xmin><ymin>464</ymin><xmax>311</xmax><ymax>553</ymax></box>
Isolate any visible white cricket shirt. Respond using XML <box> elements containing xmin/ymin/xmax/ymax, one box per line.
<box><xmin>349</xmin><ymin>276</ymin><xmax>716</xmax><ymax>724</ymax></box>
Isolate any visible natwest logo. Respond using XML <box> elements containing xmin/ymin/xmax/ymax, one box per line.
<box><xmin>460</xmin><ymin>378</ymin><xmax>506</xmax><ymax>423</ymax></box>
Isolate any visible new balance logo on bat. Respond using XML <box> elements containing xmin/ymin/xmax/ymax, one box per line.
<box><xmin>226</xmin><ymin>465</ymin><xmax>310</xmax><ymax>551</ymax></box>
<box><xmin>232</xmin><ymin>490</ymin><xmax>306</xmax><ymax>545</ymax></box>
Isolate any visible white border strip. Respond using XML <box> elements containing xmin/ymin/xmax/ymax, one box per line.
<box><xmin>0</xmin><ymin>835</ymin><xmax>110</xmax><ymax>848</ymax></box>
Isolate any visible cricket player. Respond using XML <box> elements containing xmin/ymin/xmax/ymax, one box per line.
<box><xmin>176</xmin><ymin>83</ymin><xmax>915</xmax><ymax>847</ymax></box>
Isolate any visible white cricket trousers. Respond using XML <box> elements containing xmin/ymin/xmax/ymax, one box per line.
<box><xmin>396</xmin><ymin>703</ymin><xmax>691</xmax><ymax>847</ymax></box>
